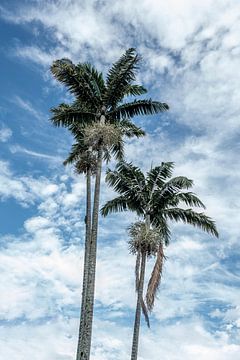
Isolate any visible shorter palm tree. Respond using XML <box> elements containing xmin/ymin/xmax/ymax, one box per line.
<box><xmin>101</xmin><ymin>161</ymin><xmax>218</xmax><ymax>360</ymax></box>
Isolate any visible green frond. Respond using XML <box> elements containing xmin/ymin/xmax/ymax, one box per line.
<box><xmin>101</xmin><ymin>196</ymin><xmax>129</xmax><ymax>216</ymax></box>
<box><xmin>81</xmin><ymin>63</ymin><xmax>106</xmax><ymax>98</ymax></box>
<box><xmin>169</xmin><ymin>192</ymin><xmax>206</xmax><ymax>209</ymax></box>
<box><xmin>105</xmin><ymin>48</ymin><xmax>141</xmax><ymax>107</ymax></box>
<box><xmin>163</xmin><ymin>208</ymin><xmax>219</xmax><ymax>237</ymax></box>
<box><xmin>159</xmin><ymin>176</ymin><xmax>194</xmax><ymax>194</ymax></box>
<box><xmin>147</xmin><ymin>162</ymin><xmax>175</xmax><ymax>198</ymax></box>
<box><xmin>119</xmin><ymin>119</ymin><xmax>146</xmax><ymax>138</ymax></box>
<box><xmin>63</xmin><ymin>142</ymin><xmax>83</xmax><ymax>166</ymax></box>
<box><xmin>109</xmin><ymin>138</ymin><xmax>125</xmax><ymax>161</ymax></box>
<box><xmin>50</xmin><ymin>104</ymin><xmax>96</xmax><ymax>127</ymax></box>
<box><xmin>150</xmin><ymin>216</ymin><xmax>171</xmax><ymax>245</ymax></box>
<box><xmin>109</xmin><ymin>99</ymin><xmax>169</xmax><ymax>120</ymax></box>
<box><xmin>107</xmin><ymin>162</ymin><xmax>146</xmax><ymax>203</ymax></box>
<box><xmin>50</xmin><ymin>60</ymin><xmax>102</xmax><ymax>109</ymax></box>
<box><xmin>124</xmin><ymin>84</ymin><xmax>147</xmax><ymax>97</ymax></box>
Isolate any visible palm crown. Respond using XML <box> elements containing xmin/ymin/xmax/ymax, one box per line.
<box><xmin>101</xmin><ymin>161</ymin><xmax>219</xmax><ymax>311</ymax></box>
<box><xmin>50</xmin><ymin>49</ymin><xmax>169</xmax><ymax>173</ymax></box>
<box><xmin>50</xmin><ymin>48</ymin><xmax>168</xmax><ymax>142</ymax></box>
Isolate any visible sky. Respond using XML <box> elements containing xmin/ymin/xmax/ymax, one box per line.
<box><xmin>0</xmin><ymin>0</ymin><xmax>240</xmax><ymax>359</ymax></box>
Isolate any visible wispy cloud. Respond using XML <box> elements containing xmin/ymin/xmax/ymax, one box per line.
<box><xmin>13</xmin><ymin>95</ymin><xmax>44</xmax><ymax>121</ymax></box>
<box><xmin>9</xmin><ymin>144</ymin><xmax>62</xmax><ymax>162</ymax></box>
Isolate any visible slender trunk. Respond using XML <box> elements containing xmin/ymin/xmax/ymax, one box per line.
<box><xmin>131</xmin><ymin>251</ymin><xmax>147</xmax><ymax>360</ymax></box>
<box><xmin>76</xmin><ymin>168</ymin><xmax>92</xmax><ymax>360</ymax></box>
<box><xmin>79</xmin><ymin>145</ymin><xmax>103</xmax><ymax>360</ymax></box>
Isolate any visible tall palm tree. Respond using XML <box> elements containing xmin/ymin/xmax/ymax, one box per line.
<box><xmin>63</xmin><ymin>119</ymin><xmax>145</xmax><ymax>358</ymax></box>
<box><xmin>101</xmin><ymin>161</ymin><xmax>218</xmax><ymax>360</ymax></box>
<box><xmin>50</xmin><ymin>49</ymin><xmax>169</xmax><ymax>360</ymax></box>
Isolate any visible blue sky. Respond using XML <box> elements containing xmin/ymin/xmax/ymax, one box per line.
<box><xmin>0</xmin><ymin>1</ymin><xmax>240</xmax><ymax>359</ymax></box>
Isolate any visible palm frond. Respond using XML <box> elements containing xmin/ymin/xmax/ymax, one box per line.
<box><xmin>124</xmin><ymin>84</ymin><xmax>147</xmax><ymax>97</ymax></box>
<box><xmin>50</xmin><ymin>104</ymin><xmax>96</xmax><ymax>127</ymax></box>
<box><xmin>119</xmin><ymin>119</ymin><xmax>146</xmax><ymax>138</ymax></box>
<box><xmin>147</xmin><ymin>162</ymin><xmax>175</xmax><ymax>200</ymax></box>
<box><xmin>105</xmin><ymin>162</ymin><xmax>145</xmax><ymax>194</ymax></box>
<box><xmin>141</xmin><ymin>297</ymin><xmax>150</xmax><ymax>328</ymax></box>
<box><xmin>146</xmin><ymin>243</ymin><xmax>165</xmax><ymax>311</ymax></box>
<box><xmin>169</xmin><ymin>192</ymin><xmax>206</xmax><ymax>209</ymax></box>
<box><xmin>109</xmin><ymin>99</ymin><xmax>169</xmax><ymax>120</ymax></box>
<box><xmin>109</xmin><ymin>138</ymin><xmax>125</xmax><ymax>161</ymax></box>
<box><xmin>156</xmin><ymin>176</ymin><xmax>194</xmax><ymax>202</ymax></box>
<box><xmin>163</xmin><ymin>208</ymin><xmax>219</xmax><ymax>237</ymax></box>
<box><xmin>150</xmin><ymin>216</ymin><xmax>171</xmax><ymax>245</ymax></box>
<box><xmin>63</xmin><ymin>142</ymin><xmax>83</xmax><ymax>166</ymax></box>
<box><xmin>100</xmin><ymin>196</ymin><xmax>128</xmax><ymax>216</ymax></box>
<box><xmin>106</xmin><ymin>162</ymin><xmax>147</xmax><ymax>208</ymax></box>
<box><xmin>51</xmin><ymin>60</ymin><xmax>102</xmax><ymax>108</ymax></box>
<box><xmin>81</xmin><ymin>63</ymin><xmax>106</xmax><ymax>99</ymax></box>
<box><xmin>105</xmin><ymin>48</ymin><xmax>141</xmax><ymax>107</ymax></box>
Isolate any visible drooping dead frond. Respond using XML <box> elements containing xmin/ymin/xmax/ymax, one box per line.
<box><xmin>84</xmin><ymin>123</ymin><xmax>122</xmax><ymax>149</ymax></box>
<box><xmin>135</xmin><ymin>251</ymin><xmax>141</xmax><ymax>292</ymax></box>
<box><xmin>146</xmin><ymin>243</ymin><xmax>166</xmax><ymax>311</ymax></box>
<box><xmin>141</xmin><ymin>297</ymin><xmax>150</xmax><ymax>328</ymax></box>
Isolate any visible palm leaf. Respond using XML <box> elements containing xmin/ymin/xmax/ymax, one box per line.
<box><xmin>109</xmin><ymin>138</ymin><xmax>125</xmax><ymax>161</ymax></box>
<box><xmin>81</xmin><ymin>63</ymin><xmax>106</xmax><ymax>99</ymax></box>
<box><xmin>141</xmin><ymin>297</ymin><xmax>150</xmax><ymax>328</ymax></box>
<box><xmin>163</xmin><ymin>208</ymin><xmax>219</xmax><ymax>237</ymax></box>
<box><xmin>124</xmin><ymin>84</ymin><xmax>147</xmax><ymax>97</ymax></box>
<box><xmin>105</xmin><ymin>48</ymin><xmax>141</xmax><ymax>107</ymax></box>
<box><xmin>169</xmin><ymin>192</ymin><xmax>206</xmax><ymax>208</ymax></box>
<box><xmin>51</xmin><ymin>60</ymin><xmax>102</xmax><ymax>108</ymax></box>
<box><xmin>119</xmin><ymin>119</ymin><xmax>146</xmax><ymax>138</ymax></box>
<box><xmin>146</xmin><ymin>243</ymin><xmax>165</xmax><ymax>311</ymax></box>
<box><xmin>109</xmin><ymin>99</ymin><xmax>169</xmax><ymax>120</ymax></box>
<box><xmin>50</xmin><ymin>104</ymin><xmax>96</xmax><ymax>127</ymax></box>
<box><xmin>147</xmin><ymin>162</ymin><xmax>175</xmax><ymax>200</ymax></box>
<box><xmin>100</xmin><ymin>196</ymin><xmax>128</xmax><ymax>216</ymax></box>
<box><xmin>63</xmin><ymin>142</ymin><xmax>83</xmax><ymax>165</ymax></box>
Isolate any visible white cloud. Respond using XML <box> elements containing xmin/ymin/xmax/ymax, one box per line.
<box><xmin>0</xmin><ymin>127</ymin><xmax>12</xmax><ymax>142</ymax></box>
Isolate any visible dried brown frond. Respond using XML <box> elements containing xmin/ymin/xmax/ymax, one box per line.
<box><xmin>141</xmin><ymin>297</ymin><xmax>150</xmax><ymax>328</ymax></box>
<box><xmin>135</xmin><ymin>251</ymin><xmax>141</xmax><ymax>292</ymax></box>
<box><xmin>84</xmin><ymin>123</ymin><xmax>122</xmax><ymax>149</ymax></box>
<box><xmin>146</xmin><ymin>243</ymin><xmax>166</xmax><ymax>312</ymax></box>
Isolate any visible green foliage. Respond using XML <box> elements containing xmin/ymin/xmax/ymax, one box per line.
<box><xmin>101</xmin><ymin>160</ymin><xmax>219</xmax><ymax>241</ymax></box>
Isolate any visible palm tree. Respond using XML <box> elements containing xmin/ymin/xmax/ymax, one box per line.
<box><xmin>50</xmin><ymin>49</ymin><xmax>169</xmax><ymax>360</ymax></box>
<box><xmin>62</xmin><ymin>119</ymin><xmax>145</xmax><ymax>359</ymax></box>
<box><xmin>101</xmin><ymin>161</ymin><xmax>218</xmax><ymax>360</ymax></box>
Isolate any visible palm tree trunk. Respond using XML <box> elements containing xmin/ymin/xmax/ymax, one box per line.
<box><xmin>76</xmin><ymin>168</ymin><xmax>92</xmax><ymax>360</ymax></box>
<box><xmin>131</xmin><ymin>251</ymin><xmax>147</xmax><ymax>360</ymax></box>
<box><xmin>79</xmin><ymin>145</ymin><xmax>103</xmax><ymax>360</ymax></box>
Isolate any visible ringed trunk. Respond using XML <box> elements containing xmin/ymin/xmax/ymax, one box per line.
<box><xmin>130</xmin><ymin>251</ymin><xmax>147</xmax><ymax>360</ymax></box>
<box><xmin>76</xmin><ymin>168</ymin><xmax>92</xmax><ymax>360</ymax></box>
<box><xmin>79</xmin><ymin>140</ymin><xmax>104</xmax><ymax>359</ymax></box>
